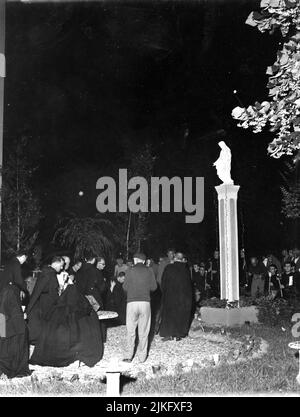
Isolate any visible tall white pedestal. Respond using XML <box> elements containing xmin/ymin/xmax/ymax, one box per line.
<box><xmin>215</xmin><ymin>184</ymin><xmax>240</xmax><ymax>303</ymax></box>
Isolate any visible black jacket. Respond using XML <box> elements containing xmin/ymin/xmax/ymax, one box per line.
<box><xmin>75</xmin><ymin>262</ymin><xmax>106</xmax><ymax>307</ymax></box>
<box><xmin>0</xmin><ymin>258</ymin><xmax>27</xmax><ymax>294</ymax></box>
<box><xmin>26</xmin><ymin>265</ymin><xmax>60</xmax><ymax>344</ymax></box>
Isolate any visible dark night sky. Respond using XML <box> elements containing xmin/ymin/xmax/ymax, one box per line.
<box><xmin>3</xmin><ymin>0</ymin><xmax>292</xmax><ymax>259</ymax></box>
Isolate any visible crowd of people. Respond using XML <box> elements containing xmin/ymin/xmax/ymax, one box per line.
<box><xmin>0</xmin><ymin>245</ymin><xmax>300</xmax><ymax>378</ymax></box>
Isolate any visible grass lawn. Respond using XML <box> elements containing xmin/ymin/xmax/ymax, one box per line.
<box><xmin>0</xmin><ymin>323</ymin><xmax>299</xmax><ymax>396</ymax></box>
<box><xmin>122</xmin><ymin>324</ymin><xmax>300</xmax><ymax>396</ymax></box>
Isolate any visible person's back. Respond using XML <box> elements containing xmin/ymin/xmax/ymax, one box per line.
<box><xmin>122</xmin><ymin>253</ymin><xmax>157</xmax><ymax>363</ymax></box>
<box><xmin>123</xmin><ymin>263</ymin><xmax>157</xmax><ymax>303</ymax></box>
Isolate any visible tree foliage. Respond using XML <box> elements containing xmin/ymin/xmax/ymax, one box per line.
<box><xmin>232</xmin><ymin>0</ymin><xmax>300</xmax><ymax>159</ymax></box>
<box><xmin>53</xmin><ymin>214</ymin><xmax>117</xmax><ymax>260</ymax></box>
<box><xmin>280</xmin><ymin>162</ymin><xmax>300</xmax><ymax>218</ymax></box>
<box><xmin>1</xmin><ymin>138</ymin><xmax>42</xmax><ymax>255</ymax></box>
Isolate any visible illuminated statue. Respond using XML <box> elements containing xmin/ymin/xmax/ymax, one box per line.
<box><xmin>213</xmin><ymin>141</ymin><xmax>234</xmax><ymax>185</ymax></box>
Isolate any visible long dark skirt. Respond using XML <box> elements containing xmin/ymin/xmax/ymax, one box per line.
<box><xmin>30</xmin><ymin>286</ymin><xmax>103</xmax><ymax>367</ymax></box>
<box><xmin>0</xmin><ymin>331</ymin><xmax>30</xmax><ymax>378</ymax></box>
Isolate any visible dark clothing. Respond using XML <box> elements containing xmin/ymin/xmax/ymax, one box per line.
<box><xmin>293</xmin><ymin>257</ymin><xmax>300</xmax><ymax>274</ymax></box>
<box><xmin>281</xmin><ymin>271</ymin><xmax>300</xmax><ymax>291</ymax></box>
<box><xmin>206</xmin><ymin>258</ymin><xmax>220</xmax><ymax>297</ymax></box>
<box><xmin>0</xmin><ymin>284</ymin><xmax>30</xmax><ymax>378</ymax></box>
<box><xmin>26</xmin><ymin>265</ymin><xmax>60</xmax><ymax>345</ymax></box>
<box><xmin>157</xmin><ymin>258</ymin><xmax>170</xmax><ymax>288</ymax></box>
<box><xmin>265</xmin><ymin>273</ymin><xmax>281</xmax><ymax>294</ymax></box>
<box><xmin>160</xmin><ymin>261</ymin><xmax>193</xmax><ymax>339</ymax></box>
<box><xmin>247</xmin><ymin>263</ymin><xmax>267</xmax><ymax>287</ymax></box>
<box><xmin>191</xmin><ymin>271</ymin><xmax>206</xmax><ymax>293</ymax></box>
<box><xmin>123</xmin><ymin>263</ymin><xmax>157</xmax><ymax>303</ymax></box>
<box><xmin>0</xmin><ymin>258</ymin><xmax>27</xmax><ymax>296</ymax></box>
<box><xmin>239</xmin><ymin>257</ymin><xmax>248</xmax><ymax>287</ymax></box>
<box><xmin>105</xmin><ymin>281</ymin><xmax>127</xmax><ymax>325</ymax></box>
<box><xmin>30</xmin><ymin>284</ymin><xmax>103</xmax><ymax>367</ymax></box>
<box><xmin>266</xmin><ymin>256</ymin><xmax>282</xmax><ymax>274</ymax></box>
<box><xmin>75</xmin><ymin>263</ymin><xmax>106</xmax><ymax>308</ymax></box>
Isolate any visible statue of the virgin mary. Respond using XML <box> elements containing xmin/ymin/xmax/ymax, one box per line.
<box><xmin>213</xmin><ymin>141</ymin><xmax>234</xmax><ymax>185</ymax></box>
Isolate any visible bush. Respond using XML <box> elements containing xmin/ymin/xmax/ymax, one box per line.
<box><xmin>199</xmin><ymin>294</ymin><xmax>300</xmax><ymax>327</ymax></box>
<box><xmin>255</xmin><ymin>296</ymin><xmax>300</xmax><ymax>327</ymax></box>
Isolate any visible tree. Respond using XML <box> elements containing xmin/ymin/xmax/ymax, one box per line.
<box><xmin>232</xmin><ymin>0</ymin><xmax>300</xmax><ymax>160</ymax></box>
<box><xmin>280</xmin><ymin>162</ymin><xmax>300</xmax><ymax>218</ymax></box>
<box><xmin>1</xmin><ymin>138</ymin><xmax>42</xmax><ymax>256</ymax></box>
<box><xmin>53</xmin><ymin>214</ymin><xmax>117</xmax><ymax>260</ymax></box>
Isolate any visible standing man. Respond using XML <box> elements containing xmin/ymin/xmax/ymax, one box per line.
<box><xmin>26</xmin><ymin>256</ymin><xmax>64</xmax><ymax>346</ymax></box>
<box><xmin>0</xmin><ymin>250</ymin><xmax>28</xmax><ymax>300</ymax></box>
<box><xmin>281</xmin><ymin>261</ymin><xmax>300</xmax><ymax>297</ymax></box>
<box><xmin>206</xmin><ymin>250</ymin><xmax>220</xmax><ymax>298</ymax></box>
<box><xmin>122</xmin><ymin>252</ymin><xmax>157</xmax><ymax>363</ymax></box>
<box><xmin>154</xmin><ymin>248</ymin><xmax>175</xmax><ymax>334</ymax></box>
<box><xmin>248</xmin><ymin>256</ymin><xmax>267</xmax><ymax>298</ymax></box>
<box><xmin>0</xmin><ymin>250</ymin><xmax>30</xmax><ymax>378</ymax></box>
<box><xmin>114</xmin><ymin>257</ymin><xmax>128</xmax><ymax>279</ymax></box>
<box><xmin>160</xmin><ymin>252</ymin><xmax>193</xmax><ymax>341</ymax></box>
<box><xmin>156</xmin><ymin>248</ymin><xmax>175</xmax><ymax>288</ymax></box>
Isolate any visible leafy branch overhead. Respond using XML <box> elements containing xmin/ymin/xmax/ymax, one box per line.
<box><xmin>232</xmin><ymin>0</ymin><xmax>300</xmax><ymax>159</ymax></box>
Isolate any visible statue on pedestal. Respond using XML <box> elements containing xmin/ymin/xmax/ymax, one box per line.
<box><xmin>213</xmin><ymin>141</ymin><xmax>234</xmax><ymax>185</ymax></box>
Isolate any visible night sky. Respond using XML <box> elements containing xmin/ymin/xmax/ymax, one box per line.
<box><xmin>3</xmin><ymin>0</ymin><xmax>294</xmax><ymax>260</ymax></box>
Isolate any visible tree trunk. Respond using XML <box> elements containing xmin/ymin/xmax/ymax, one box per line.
<box><xmin>125</xmin><ymin>211</ymin><xmax>132</xmax><ymax>260</ymax></box>
<box><xmin>16</xmin><ymin>162</ymin><xmax>20</xmax><ymax>251</ymax></box>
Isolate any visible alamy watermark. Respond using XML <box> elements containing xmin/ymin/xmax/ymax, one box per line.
<box><xmin>96</xmin><ymin>169</ymin><xmax>204</xmax><ymax>224</ymax></box>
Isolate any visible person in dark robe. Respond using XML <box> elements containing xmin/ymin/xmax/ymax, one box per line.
<box><xmin>26</xmin><ymin>256</ymin><xmax>63</xmax><ymax>345</ymax></box>
<box><xmin>154</xmin><ymin>249</ymin><xmax>175</xmax><ymax>334</ymax></box>
<box><xmin>159</xmin><ymin>252</ymin><xmax>193</xmax><ymax>341</ymax></box>
<box><xmin>206</xmin><ymin>250</ymin><xmax>220</xmax><ymax>298</ymax></box>
<box><xmin>75</xmin><ymin>254</ymin><xmax>106</xmax><ymax>342</ymax></box>
<box><xmin>27</xmin><ymin>256</ymin><xmax>103</xmax><ymax>367</ymax></box>
<box><xmin>0</xmin><ymin>251</ymin><xmax>30</xmax><ymax>378</ymax></box>
<box><xmin>29</xmin><ymin>282</ymin><xmax>103</xmax><ymax>367</ymax></box>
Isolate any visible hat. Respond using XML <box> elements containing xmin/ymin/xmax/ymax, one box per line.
<box><xmin>133</xmin><ymin>252</ymin><xmax>146</xmax><ymax>261</ymax></box>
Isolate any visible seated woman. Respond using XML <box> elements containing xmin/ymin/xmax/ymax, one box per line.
<box><xmin>0</xmin><ymin>251</ymin><xmax>30</xmax><ymax>378</ymax></box>
<box><xmin>27</xmin><ymin>256</ymin><xmax>103</xmax><ymax>368</ymax></box>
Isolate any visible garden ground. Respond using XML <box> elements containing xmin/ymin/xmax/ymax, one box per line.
<box><xmin>0</xmin><ymin>319</ymin><xmax>300</xmax><ymax>396</ymax></box>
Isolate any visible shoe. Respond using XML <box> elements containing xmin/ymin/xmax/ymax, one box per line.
<box><xmin>161</xmin><ymin>337</ymin><xmax>173</xmax><ymax>342</ymax></box>
<box><xmin>122</xmin><ymin>358</ymin><xmax>132</xmax><ymax>363</ymax></box>
<box><xmin>137</xmin><ymin>358</ymin><xmax>147</xmax><ymax>364</ymax></box>
<box><xmin>174</xmin><ymin>337</ymin><xmax>182</xmax><ymax>341</ymax></box>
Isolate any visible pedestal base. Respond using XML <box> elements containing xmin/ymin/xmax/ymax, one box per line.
<box><xmin>200</xmin><ymin>306</ymin><xmax>258</xmax><ymax>327</ymax></box>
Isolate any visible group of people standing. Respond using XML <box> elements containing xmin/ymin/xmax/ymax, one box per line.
<box><xmin>190</xmin><ymin>248</ymin><xmax>300</xmax><ymax>303</ymax></box>
<box><xmin>1</xmin><ymin>245</ymin><xmax>299</xmax><ymax>378</ymax></box>
<box><xmin>0</xmin><ymin>247</ymin><xmax>195</xmax><ymax>376</ymax></box>
<box><xmin>0</xmin><ymin>251</ymin><xmax>106</xmax><ymax>378</ymax></box>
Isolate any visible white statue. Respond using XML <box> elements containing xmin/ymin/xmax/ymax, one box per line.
<box><xmin>213</xmin><ymin>141</ymin><xmax>234</xmax><ymax>184</ymax></box>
